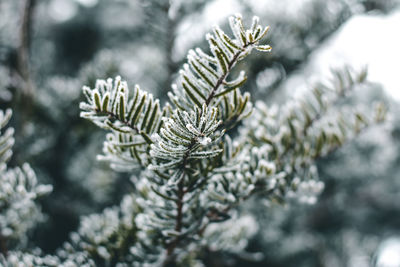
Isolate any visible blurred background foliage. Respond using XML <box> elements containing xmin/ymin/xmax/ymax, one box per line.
<box><xmin>0</xmin><ymin>0</ymin><xmax>399</xmax><ymax>266</ymax></box>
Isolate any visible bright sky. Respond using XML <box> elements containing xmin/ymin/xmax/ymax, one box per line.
<box><xmin>284</xmin><ymin>9</ymin><xmax>400</xmax><ymax>101</ymax></box>
<box><xmin>174</xmin><ymin>0</ymin><xmax>242</xmax><ymax>60</ymax></box>
<box><xmin>376</xmin><ymin>237</ymin><xmax>400</xmax><ymax>267</ymax></box>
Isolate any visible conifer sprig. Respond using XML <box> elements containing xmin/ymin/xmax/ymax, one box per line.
<box><xmin>169</xmin><ymin>14</ymin><xmax>270</xmax><ymax>120</ymax></box>
<box><xmin>76</xmin><ymin>15</ymin><xmax>386</xmax><ymax>267</ymax></box>
<box><xmin>80</xmin><ymin>77</ymin><xmax>171</xmax><ymax>170</ymax></box>
<box><xmin>78</xmin><ymin>15</ymin><xmax>272</xmax><ymax>264</ymax></box>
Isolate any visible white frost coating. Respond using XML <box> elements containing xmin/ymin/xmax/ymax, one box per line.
<box><xmin>198</xmin><ymin>136</ymin><xmax>211</xmax><ymax>145</ymax></box>
<box><xmin>150</xmin><ymin>105</ymin><xmax>224</xmax><ymax>169</ymax></box>
<box><xmin>204</xmin><ymin>214</ymin><xmax>258</xmax><ymax>253</ymax></box>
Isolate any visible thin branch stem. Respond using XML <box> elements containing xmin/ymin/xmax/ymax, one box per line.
<box><xmin>205</xmin><ymin>43</ymin><xmax>251</xmax><ymax>106</ymax></box>
<box><xmin>0</xmin><ymin>234</ymin><xmax>7</xmax><ymax>256</ymax></box>
<box><xmin>97</xmin><ymin>109</ymin><xmax>140</xmax><ymax>133</ymax></box>
<box><xmin>163</xmin><ymin>138</ymin><xmax>196</xmax><ymax>266</ymax></box>
<box><xmin>18</xmin><ymin>0</ymin><xmax>36</xmax><ymax>97</ymax></box>
<box><xmin>164</xmin><ymin>173</ymin><xmax>185</xmax><ymax>261</ymax></box>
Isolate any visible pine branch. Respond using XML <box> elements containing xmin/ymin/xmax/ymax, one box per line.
<box><xmin>0</xmin><ymin>109</ymin><xmax>52</xmax><ymax>250</ymax></box>
<box><xmin>204</xmin><ymin>67</ymin><xmax>387</xmax><ymax>214</ymax></box>
<box><xmin>146</xmin><ymin>16</ymin><xmax>272</xmax><ymax>264</ymax></box>
<box><xmin>80</xmin><ymin>77</ymin><xmax>170</xmax><ymax>170</ymax></box>
<box><xmin>169</xmin><ymin>15</ymin><xmax>270</xmax><ymax>117</ymax></box>
<box><xmin>205</xmin><ymin>41</ymin><xmax>253</xmax><ymax>107</ymax></box>
<box><xmin>77</xmin><ymin>13</ymin><xmax>387</xmax><ymax>266</ymax></box>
